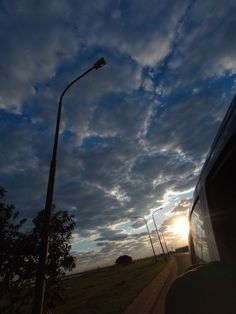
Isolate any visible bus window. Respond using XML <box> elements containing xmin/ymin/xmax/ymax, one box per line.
<box><xmin>190</xmin><ymin>199</ymin><xmax>210</xmax><ymax>263</ymax></box>
<box><xmin>206</xmin><ymin>134</ymin><xmax>236</xmax><ymax>263</ymax></box>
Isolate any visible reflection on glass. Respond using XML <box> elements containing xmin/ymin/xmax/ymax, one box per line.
<box><xmin>191</xmin><ymin>199</ymin><xmax>210</xmax><ymax>263</ymax></box>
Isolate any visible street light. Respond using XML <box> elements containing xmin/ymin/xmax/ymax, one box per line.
<box><xmin>134</xmin><ymin>216</ymin><xmax>157</xmax><ymax>263</ymax></box>
<box><xmin>32</xmin><ymin>58</ymin><xmax>106</xmax><ymax>314</ymax></box>
<box><xmin>152</xmin><ymin>208</ymin><xmax>167</xmax><ymax>261</ymax></box>
<box><xmin>160</xmin><ymin>230</ymin><xmax>169</xmax><ymax>256</ymax></box>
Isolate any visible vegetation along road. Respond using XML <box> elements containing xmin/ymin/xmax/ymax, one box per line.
<box><xmin>55</xmin><ymin>257</ymin><xmax>166</xmax><ymax>314</ymax></box>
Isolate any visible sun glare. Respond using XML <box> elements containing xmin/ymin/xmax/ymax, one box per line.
<box><xmin>171</xmin><ymin>217</ymin><xmax>189</xmax><ymax>240</ymax></box>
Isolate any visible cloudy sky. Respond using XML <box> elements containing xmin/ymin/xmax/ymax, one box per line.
<box><xmin>1</xmin><ymin>0</ymin><xmax>236</xmax><ymax>271</ymax></box>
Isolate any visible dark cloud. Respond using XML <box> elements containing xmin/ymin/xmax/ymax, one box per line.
<box><xmin>169</xmin><ymin>0</ymin><xmax>236</xmax><ymax>82</ymax></box>
<box><xmin>72</xmin><ymin>0</ymin><xmax>189</xmax><ymax>66</ymax></box>
<box><xmin>95</xmin><ymin>227</ymin><xmax>128</xmax><ymax>242</ymax></box>
<box><xmin>146</xmin><ymin>90</ymin><xmax>229</xmax><ymax>162</ymax></box>
<box><xmin>0</xmin><ymin>0</ymin><xmax>78</xmax><ymax>111</ymax></box>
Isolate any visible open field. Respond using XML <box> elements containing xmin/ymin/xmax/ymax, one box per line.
<box><xmin>55</xmin><ymin>257</ymin><xmax>166</xmax><ymax>314</ymax></box>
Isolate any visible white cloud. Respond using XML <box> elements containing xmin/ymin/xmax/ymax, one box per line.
<box><xmin>143</xmin><ymin>77</ymin><xmax>154</xmax><ymax>92</ymax></box>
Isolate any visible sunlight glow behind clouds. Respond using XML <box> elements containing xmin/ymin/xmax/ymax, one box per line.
<box><xmin>169</xmin><ymin>217</ymin><xmax>189</xmax><ymax>240</ymax></box>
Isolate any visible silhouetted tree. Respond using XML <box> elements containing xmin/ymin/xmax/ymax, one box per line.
<box><xmin>0</xmin><ymin>187</ymin><xmax>27</xmax><ymax>313</ymax></box>
<box><xmin>30</xmin><ymin>208</ymin><xmax>76</xmax><ymax>311</ymax></box>
<box><xmin>0</xmin><ymin>186</ymin><xmax>76</xmax><ymax>313</ymax></box>
<box><xmin>115</xmin><ymin>255</ymin><xmax>133</xmax><ymax>266</ymax></box>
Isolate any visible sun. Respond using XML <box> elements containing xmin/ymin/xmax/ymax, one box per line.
<box><xmin>171</xmin><ymin>217</ymin><xmax>189</xmax><ymax>240</ymax></box>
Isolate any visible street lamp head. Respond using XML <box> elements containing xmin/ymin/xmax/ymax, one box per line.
<box><xmin>134</xmin><ymin>215</ymin><xmax>146</xmax><ymax>222</ymax></box>
<box><xmin>153</xmin><ymin>207</ymin><xmax>163</xmax><ymax>214</ymax></box>
<box><xmin>94</xmin><ymin>57</ymin><xmax>106</xmax><ymax>69</ymax></box>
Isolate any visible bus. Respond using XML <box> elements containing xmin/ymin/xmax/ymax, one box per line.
<box><xmin>189</xmin><ymin>94</ymin><xmax>236</xmax><ymax>264</ymax></box>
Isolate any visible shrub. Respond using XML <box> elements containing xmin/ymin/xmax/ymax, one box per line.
<box><xmin>115</xmin><ymin>255</ymin><xmax>133</xmax><ymax>266</ymax></box>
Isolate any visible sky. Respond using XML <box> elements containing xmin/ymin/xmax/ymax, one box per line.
<box><xmin>1</xmin><ymin>0</ymin><xmax>236</xmax><ymax>272</ymax></box>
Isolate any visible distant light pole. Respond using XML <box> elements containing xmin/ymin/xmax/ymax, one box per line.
<box><xmin>152</xmin><ymin>208</ymin><xmax>167</xmax><ymax>261</ymax></box>
<box><xmin>134</xmin><ymin>216</ymin><xmax>157</xmax><ymax>263</ymax></box>
<box><xmin>32</xmin><ymin>58</ymin><xmax>106</xmax><ymax>314</ymax></box>
<box><xmin>160</xmin><ymin>231</ymin><xmax>169</xmax><ymax>256</ymax></box>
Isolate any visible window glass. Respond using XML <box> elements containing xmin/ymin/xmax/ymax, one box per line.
<box><xmin>191</xmin><ymin>199</ymin><xmax>211</xmax><ymax>263</ymax></box>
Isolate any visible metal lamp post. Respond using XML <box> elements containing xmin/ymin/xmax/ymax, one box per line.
<box><xmin>160</xmin><ymin>230</ymin><xmax>169</xmax><ymax>256</ymax></box>
<box><xmin>134</xmin><ymin>216</ymin><xmax>157</xmax><ymax>263</ymax></box>
<box><xmin>152</xmin><ymin>208</ymin><xmax>167</xmax><ymax>261</ymax></box>
<box><xmin>32</xmin><ymin>58</ymin><xmax>106</xmax><ymax>314</ymax></box>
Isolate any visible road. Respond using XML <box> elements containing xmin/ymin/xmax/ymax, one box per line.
<box><xmin>174</xmin><ymin>253</ymin><xmax>191</xmax><ymax>274</ymax></box>
<box><xmin>150</xmin><ymin>253</ymin><xmax>191</xmax><ymax>314</ymax></box>
<box><xmin>123</xmin><ymin>253</ymin><xmax>191</xmax><ymax>314</ymax></box>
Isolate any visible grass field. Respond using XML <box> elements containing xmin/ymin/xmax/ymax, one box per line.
<box><xmin>55</xmin><ymin>257</ymin><xmax>166</xmax><ymax>314</ymax></box>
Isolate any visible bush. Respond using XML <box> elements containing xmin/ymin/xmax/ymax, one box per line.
<box><xmin>115</xmin><ymin>255</ymin><xmax>133</xmax><ymax>266</ymax></box>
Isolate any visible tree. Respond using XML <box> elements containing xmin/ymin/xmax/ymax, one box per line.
<box><xmin>30</xmin><ymin>208</ymin><xmax>76</xmax><ymax>311</ymax></box>
<box><xmin>0</xmin><ymin>187</ymin><xmax>76</xmax><ymax>313</ymax></box>
<box><xmin>0</xmin><ymin>187</ymin><xmax>27</xmax><ymax>313</ymax></box>
<box><xmin>115</xmin><ymin>255</ymin><xmax>133</xmax><ymax>266</ymax></box>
